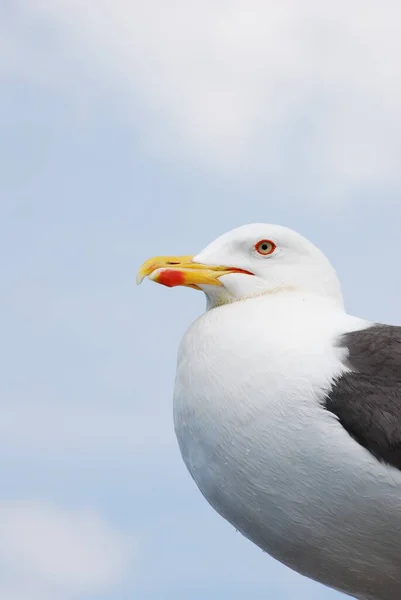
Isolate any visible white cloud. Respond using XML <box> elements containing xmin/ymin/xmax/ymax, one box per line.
<box><xmin>8</xmin><ymin>0</ymin><xmax>400</xmax><ymax>202</ymax></box>
<box><xmin>0</xmin><ymin>501</ymin><xmax>134</xmax><ymax>599</ymax></box>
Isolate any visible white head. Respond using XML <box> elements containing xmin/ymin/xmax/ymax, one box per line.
<box><xmin>137</xmin><ymin>223</ymin><xmax>344</xmax><ymax>310</ymax></box>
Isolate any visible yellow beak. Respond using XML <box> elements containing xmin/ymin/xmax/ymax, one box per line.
<box><xmin>137</xmin><ymin>255</ymin><xmax>252</xmax><ymax>290</ymax></box>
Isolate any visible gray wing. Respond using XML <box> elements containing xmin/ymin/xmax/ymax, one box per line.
<box><xmin>325</xmin><ymin>324</ymin><xmax>401</xmax><ymax>471</ymax></box>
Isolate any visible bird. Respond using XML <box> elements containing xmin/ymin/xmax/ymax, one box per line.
<box><xmin>137</xmin><ymin>223</ymin><xmax>401</xmax><ymax>600</ymax></box>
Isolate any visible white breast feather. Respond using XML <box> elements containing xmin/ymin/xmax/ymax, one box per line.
<box><xmin>173</xmin><ymin>292</ymin><xmax>401</xmax><ymax>600</ymax></box>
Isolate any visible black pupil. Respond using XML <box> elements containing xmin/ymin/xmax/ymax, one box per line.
<box><xmin>261</xmin><ymin>244</ymin><xmax>268</xmax><ymax>250</ymax></box>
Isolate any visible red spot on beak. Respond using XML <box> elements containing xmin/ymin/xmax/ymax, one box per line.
<box><xmin>156</xmin><ymin>269</ymin><xmax>186</xmax><ymax>287</ymax></box>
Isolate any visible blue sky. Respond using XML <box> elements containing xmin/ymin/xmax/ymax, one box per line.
<box><xmin>0</xmin><ymin>2</ymin><xmax>400</xmax><ymax>599</ymax></box>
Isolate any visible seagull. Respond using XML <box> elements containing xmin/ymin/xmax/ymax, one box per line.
<box><xmin>137</xmin><ymin>223</ymin><xmax>401</xmax><ymax>600</ymax></box>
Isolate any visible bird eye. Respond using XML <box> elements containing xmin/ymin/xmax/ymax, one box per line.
<box><xmin>255</xmin><ymin>239</ymin><xmax>276</xmax><ymax>256</ymax></box>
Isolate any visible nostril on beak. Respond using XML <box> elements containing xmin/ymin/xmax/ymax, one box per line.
<box><xmin>166</xmin><ymin>261</ymin><xmax>180</xmax><ymax>265</ymax></box>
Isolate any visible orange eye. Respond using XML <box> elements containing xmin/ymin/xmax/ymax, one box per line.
<box><xmin>255</xmin><ymin>239</ymin><xmax>276</xmax><ymax>256</ymax></box>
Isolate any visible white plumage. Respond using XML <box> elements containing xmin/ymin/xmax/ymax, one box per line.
<box><xmin>139</xmin><ymin>224</ymin><xmax>401</xmax><ymax>600</ymax></box>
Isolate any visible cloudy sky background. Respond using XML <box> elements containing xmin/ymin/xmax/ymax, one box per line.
<box><xmin>1</xmin><ymin>1</ymin><xmax>400</xmax><ymax>598</ymax></box>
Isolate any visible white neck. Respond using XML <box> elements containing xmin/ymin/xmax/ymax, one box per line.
<box><xmin>200</xmin><ymin>270</ymin><xmax>345</xmax><ymax>312</ymax></box>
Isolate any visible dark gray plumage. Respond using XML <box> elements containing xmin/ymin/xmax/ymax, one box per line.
<box><xmin>325</xmin><ymin>324</ymin><xmax>401</xmax><ymax>471</ymax></box>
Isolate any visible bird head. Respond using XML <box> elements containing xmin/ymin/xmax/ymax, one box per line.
<box><xmin>137</xmin><ymin>224</ymin><xmax>343</xmax><ymax>309</ymax></box>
